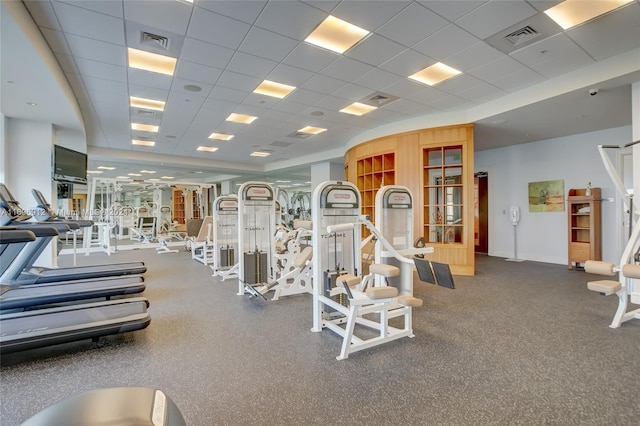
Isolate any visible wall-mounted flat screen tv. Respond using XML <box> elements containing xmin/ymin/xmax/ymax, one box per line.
<box><xmin>52</xmin><ymin>145</ymin><xmax>87</xmax><ymax>185</ymax></box>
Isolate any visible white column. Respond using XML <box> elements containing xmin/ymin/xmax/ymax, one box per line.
<box><xmin>310</xmin><ymin>162</ymin><xmax>344</xmax><ymax>191</ymax></box>
<box><xmin>221</xmin><ymin>180</ymin><xmax>233</xmax><ymax>195</ymax></box>
<box><xmin>5</xmin><ymin>118</ymin><xmax>57</xmax><ymax>267</ymax></box>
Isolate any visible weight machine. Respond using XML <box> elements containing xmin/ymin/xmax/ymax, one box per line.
<box><xmin>237</xmin><ymin>182</ymin><xmax>275</xmax><ymax>298</ymax></box>
<box><xmin>585</xmin><ymin>141</ymin><xmax>640</xmax><ymax>328</ymax></box>
<box><xmin>212</xmin><ymin>195</ymin><xmax>239</xmax><ymax>278</ymax></box>
<box><xmin>311</xmin><ymin>181</ymin><xmax>430</xmax><ymax>360</ymax></box>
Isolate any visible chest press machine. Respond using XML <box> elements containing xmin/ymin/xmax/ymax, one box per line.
<box><xmin>212</xmin><ymin>195</ymin><xmax>239</xmax><ymax>278</ymax></box>
<box><xmin>584</xmin><ymin>141</ymin><xmax>640</xmax><ymax>328</ymax></box>
<box><xmin>237</xmin><ymin>182</ymin><xmax>275</xmax><ymax>298</ymax></box>
<box><xmin>311</xmin><ymin>181</ymin><xmax>437</xmax><ymax>360</ymax></box>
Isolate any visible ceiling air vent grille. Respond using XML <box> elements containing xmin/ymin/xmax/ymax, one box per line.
<box><xmin>505</xmin><ymin>26</ymin><xmax>540</xmax><ymax>46</ymax></box>
<box><xmin>287</xmin><ymin>131</ymin><xmax>312</xmax><ymax>139</ymax></box>
<box><xmin>359</xmin><ymin>91</ymin><xmax>399</xmax><ymax>108</ymax></box>
<box><xmin>140</xmin><ymin>32</ymin><xmax>170</xmax><ymax>50</ymax></box>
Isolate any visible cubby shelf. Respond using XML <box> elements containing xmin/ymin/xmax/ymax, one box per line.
<box><xmin>356</xmin><ymin>152</ymin><xmax>395</xmax><ymax>237</ymax></box>
<box><xmin>567</xmin><ymin>188</ymin><xmax>601</xmax><ymax>270</ymax></box>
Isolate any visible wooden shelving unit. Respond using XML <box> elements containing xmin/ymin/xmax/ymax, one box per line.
<box><xmin>423</xmin><ymin>145</ymin><xmax>464</xmax><ymax>244</ymax></box>
<box><xmin>567</xmin><ymin>187</ymin><xmax>602</xmax><ymax>270</ymax></box>
<box><xmin>172</xmin><ymin>189</ymin><xmax>187</xmax><ymax>224</ymax></box>
<box><xmin>356</xmin><ymin>152</ymin><xmax>395</xmax><ymax>237</ymax></box>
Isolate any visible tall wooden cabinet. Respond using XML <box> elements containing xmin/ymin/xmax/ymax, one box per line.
<box><xmin>567</xmin><ymin>187</ymin><xmax>602</xmax><ymax>270</ymax></box>
<box><xmin>356</xmin><ymin>152</ymin><xmax>395</xmax><ymax>237</ymax></box>
<box><xmin>172</xmin><ymin>189</ymin><xmax>201</xmax><ymax>224</ymax></box>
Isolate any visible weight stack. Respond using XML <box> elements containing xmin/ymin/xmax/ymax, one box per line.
<box><xmin>220</xmin><ymin>246</ymin><xmax>235</xmax><ymax>268</ymax></box>
<box><xmin>244</xmin><ymin>251</ymin><xmax>268</xmax><ymax>284</ymax></box>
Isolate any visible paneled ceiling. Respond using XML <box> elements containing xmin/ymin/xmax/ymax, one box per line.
<box><xmin>2</xmin><ymin>0</ymin><xmax>640</xmax><ymax>187</ymax></box>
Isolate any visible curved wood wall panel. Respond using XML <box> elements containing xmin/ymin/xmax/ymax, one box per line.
<box><xmin>345</xmin><ymin>124</ymin><xmax>474</xmax><ymax>276</ymax></box>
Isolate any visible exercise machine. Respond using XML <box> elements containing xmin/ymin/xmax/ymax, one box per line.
<box><xmin>584</xmin><ymin>141</ymin><xmax>640</xmax><ymax>328</ymax></box>
<box><xmin>20</xmin><ymin>387</ymin><xmax>186</xmax><ymax>426</ymax></box>
<box><xmin>191</xmin><ymin>216</ymin><xmax>214</xmax><ymax>265</ymax></box>
<box><xmin>237</xmin><ymin>182</ymin><xmax>275</xmax><ymax>298</ymax></box>
<box><xmin>212</xmin><ymin>195</ymin><xmax>239</xmax><ymax>278</ymax></box>
<box><xmin>0</xmin><ymin>184</ymin><xmax>146</xmax><ymax>284</ymax></box>
<box><xmin>312</xmin><ymin>181</ymin><xmax>430</xmax><ymax>360</ymax></box>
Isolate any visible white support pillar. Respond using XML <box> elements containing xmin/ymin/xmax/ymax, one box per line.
<box><xmin>221</xmin><ymin>180</ymin><xmax>233</xmax><ymax>195</ymax></box>
<box><xmin>632</xmin><ymin>81</ymin><xmax>639</xmax><ymax>204</ymax></box>
<box><xmin>311</xmin><ymin>162</ymin><xmax>344</xmax><ymax>190</ymax></box>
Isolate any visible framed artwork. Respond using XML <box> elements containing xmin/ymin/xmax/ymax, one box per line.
<box><xmin>528</xmin><ymin>180</ymin><xmax>565</xmax><ymax>212</ymax></box>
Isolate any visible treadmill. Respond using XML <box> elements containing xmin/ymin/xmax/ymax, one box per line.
<box><xmin>0</xmin><ymin>229</ymin><xmax>151</xmax><ymax>354</ymax></box>
<box><xmin>0</xmin><ymin>227</ymin><xmax>145</xmax><ymax>310</ymax></box>
<box><xmin>0</xmin><ymin>183</ymin><xmax>146</xmax><ymax>284</ymax></box>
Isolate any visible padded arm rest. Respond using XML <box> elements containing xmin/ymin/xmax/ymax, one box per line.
<box><xmin>584</xmin><ymin>260</ymin><xmax>615</xmax><ymax>276</ymax></box>
<box><xmin>621</xmin><ymin>264</ymin><xmax>640</xmax><ymax>279</ymax></box>
<box><xmin>16</xmin><ymin>224</ymin><xmax>60</xmax><ymax>237</ymax></box>
<box><xmin>0</xmin><ymin>229</ymin><xmax>36</xmax><ymax>244</ymax></box>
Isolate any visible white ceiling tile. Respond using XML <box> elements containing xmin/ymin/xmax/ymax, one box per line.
<box><xmin>418</xmin><ymin>1</ymin><xmax>486</xmax><ymax>21</ymax></box>
<box><xmin>445</xmin><ymin>42</ymin><xmax>505</xmax><ymax>72</ymax></box>
<box><xmin>486</xmin><ymin>67</ymin><xmax>546</xmax><ymax>92</ymax></box>
<box><xmin>188</xmin><ymin>7</ymin><xmax>251</xmax><ymax>49</ymax></box>
<box><xmin>565</xmin><ymin>2</ymin><xmax>640</xmax><ymax>61</ymax></box>
<box><xmin>378</xmin><ymin>48</ymin><xmax>434</xmax><ymax>77</ymax></box>
<box><xmin>319</xmin><ymin>56</ymin><xmax>375</xmax><ymax>82</ymax></box>
<box><xmin>511</xmin><ymin>33</ymin><xmax>595</xmax><ymax>78</ymax></box>
<box><xmin>176</xmin><ymin>61</ymin><xmax>223</xmax><ymax>85</ymax></box>
<box><xmin>353</xmin><ymin>68</ymin><xmax>404</xmax><ymax>92</ymax></box>
<box><xmin>74</xmin><ymin>56</ymin><xmax>126</xmax><ymax>82</ymax></box>
<box><xmin>40</xmin><ymin>28</ymin><xmax>71</xmax><ymax>55</ymax></box>
<box><xmin>127</xmin><ymin>68</ymin><xmax>173</xmax><ymax>91</ymax></box>
<box><xmin>123</xmin><ymin>0</ymin><xmax>193</xmax><ymax>36</ymax></box>
<box><xmin>197</xmin><ymin>1</ymin><xmax>267</xmax><ymax>25</ymax></box>
<box><xmin>382</xmin><ymin>98</ymin><xmax>432</xmax><ymax>114</ymax></box>
<box><xmin>330</xmin><ymin>83</ymin><xmax>372</xmax><ymax>102</ymax></box>
<box><xmin>345</xmin><ymin>34</ymin><xmax>407</xmax><ymax>67</ymax></box>
<box><xmin>180</xmin><ymin>38</ymin><xmax>234</xmax><ymax>69</ymax></box>
<box><xmin>64</xmin><ymin>33</ymin><xmax>126</xmax><ymax>66</ymax></box>
<box><xmin>59</xmin><ymin>0</ymin><xmax>124</xmax><ymax>18</ymax></box>
<box><xmin>312</xmin><ymin>95</ymin><xmax>350</xmax><ymax>111</ymax></box>
<box><xmin>330</xmin><ymin>1</ymin><xmax>412</xmax><ymax>32</ymax></box>
<box><xmin>412</xmin><ymin>24</ymin><xmax>480</xmax><ymax>60</ymax></box>
<box><xmin>226</xmin><ymin>51</ymin><xmax>278</xmax><ymax>79</ymax></box>
<box><xmin>267</xmin><ymin>64</ymin><xmax>315</xmax><ymax>87</ymax></box>
<box><xmin>24</xmin><ymin>0</ymin><xmax>62</xmax><ymax>30</ymax></box>
<box><xmin>81</xmin><ymin>75</ymin><xmax>128</xmax><ymax>96</ymax></box>
<box><xmin>127</xmin><ymin>83</ymin><xmax>169</xmax><ymax>101</ymax></box>
<box><xmin>455</xmin><ymin>0</ymin><xmax>538</xmax><ymax>39</ymax></box>
<box><xmin>254</xmin><ymin>1</ymin><xmax>326</xmax><ymax>40</ymax></box>
<box><xmin>301</xmin><ymin>74</ymin><xmax>347</xmax><ymax>95</ymax></box>
<box><xmin>405</xmin><ymin>86</ymin><xmax>450</xmax><ymax>105</ymax></box>
<box><xmin>282</xmin><ymin>43</ymin><xmax>338</xmax><ymax>73</ymax></box>
<box><xmin>216</xmin><ymin>70</ymin><xmax>261</xmax><ymax>92</ymax></box>
<box><xmin>382</xmin><ymin>78</ymin><xmax>429</xmax><ymax>98</ymax></box>
<box><xmin>208</xmin><ymin>86</ymin><xmax>248</xmax><ymax>104</ymax></box>
<box><xmin>455</xmin><ymin>79</ymin><xmax>507</xmax><ymax>103</ymax></box>
<box><xmin>238</xmin><ymin>27</ymin><xmax>299</xmax><ymax>62</ymax></box>
<box><xmin>285</xmin><ymin>88</ymin><xmax>326</xmax><ymax>106</ymax></box>
<box><xmin>53</xmin><ymin>1</ymin><xmax>125</xmax><ymax>45</ymax></box>
<box><xmin>54</xmin><ymin>53</ymin><xmax>80</xmax><ymax>75</ymax></box>
<box><xmin>171</xmin><ymin>78</ymin><xmax>214</xmax><ymax>98</ymax></box>
<box><xmin>376</xmin><ymin>3</ymin><xmax>449</xmax><ymax>47</ymax></box>
<box><xmin>430</xmin><ymin>95</ymin><xmax>471</xmax><ymax>111</ymax></box>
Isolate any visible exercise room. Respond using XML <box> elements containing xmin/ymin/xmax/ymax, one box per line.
<box><xmin>1</xmin><ymin>1</ymin><xmax>638</xmax><ymax>425</ymax></box>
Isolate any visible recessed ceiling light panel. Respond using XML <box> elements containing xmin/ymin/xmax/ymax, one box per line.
<box><xmin>226</xmin><ymin>113</ymin><xmax>257</xmax><ymax>124</ymax></box>
<box><xmin>197</xmin><ymin>146</ymin><xmax>218</xmax><ymax>152</ymax></box>
<box><xmin>298</xmin><ymin>126</ymin><xmax>327</xmax><ymax>135</ymax></box>
<box><xmin>132</xmin><ymin>139</ymin><xmax>156</xmax><ymax>147</ymax></box>
<box><xmin>253</xmin><ymin>80</ymin><xmax>296</xmax><ymax>99</ymax></box>
<box><xmin>409</xmin><ymin>62</ymin><xmax>462</xmax><ymax>86</ymax></box>
<box><xmin>127</xmin><ymin>47</ymin><xmax>176</xmax><ymax>75</ymax></box>
<box><xmin>250</xmin><ymin>151</ymin><xmax>271</xmax><ymax>157</ymax></box>
<box><xmin>544</xmin><ymin>0</ymin><xmax>633</xmax><ymax>30</ymax></box>
<box><xmin>340</xmin><ymin>102</ymin><xmax>377</xmax><ymax>116</ymax></box>
<box><xmin>131</xmin><ymin>123</ymin><xmax>159</xmax><ymax>132</ymax></box>
<box><xmin>305</xmin><ymin>15</ymin><xmax>370</xmax><ymax>54</ymax></box>
<box><xmin>130</xmin><ymin>96</ymin><xmax>165</xmax><ymax>111</ymax></box>
<box><xmin>208</xmin><ymin>133</ymin><xmax>234</xmax><ymax>141</ymax></box>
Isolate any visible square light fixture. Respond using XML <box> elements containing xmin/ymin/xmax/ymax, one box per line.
<box><xmin>127</xmin><ymin>48</ymin><xmax>177</xmax><ymax>76</ymax></box>
<box><xmin>208</xmin><ymin>133</ymin><xmax>234</xmax><ymax>141</ymax></box>
<box><xmin>253</xmin><ymin>80</ymin><xmax>296</xmax><ymax>99</ymax></box>
<box><xmin>131</xmin><ymin>123</ymin><xmax>159</xmax><ymax>132</ymax></box>
<box><xmin>340</xmin><ymin>102</ymin><xmax>377</xmax><ymax>116</ymax></box>
<box><xmin>197</xmin><ymin>146</ymin><xmax>218</xmax><ymax>152</ymax></box>
<box><xmin>161</xmin><ymin>176</ymin><xmax>175</xmax><ymax>179</ymax></box>
<box><xmin>409</xmin><ymin>62</ymin><xmax>462</xmax><ymax>86</ymax></box>
<box><xmin>276</xmin><ymin>180</ymin><xmax>291</xmax><ymax>183</ymax></box>
<box><xmin>305</xmin><ymin>15</ymin><xmax>370</xmax><ymax>54</ymax></box>
<box><xmin>132</xmin><ymin>139</ymin><xmax>155</xmax><ymax>147</ymax></box>
<box><xmin>87</xmin><ymin>170</ymin><xmax>103</xmax><ymax>174</ymax></box>
<box><xmin>544</xmin><ymin>0</ymin><xmax>633</xmax><ymax>30</ymax></box>
<box><xmin>298</xmin><ymin>126</ymin><xmax>327</xmax><ymax>135</ymax></box>
<box><xmin>116</xmin><ymin>176</ymin><xmax>130</xmax><ymax>179</ymax></box>
<box><xmin>226</xmin><ymin>113</ymin><xmax>257</xmax><ymax>124</ymax></box>
<box><xmin>250</xmin><ymin>151</ymin><xmax>271</xmax><ymax>157</ymax></box>
<box><xmin>140</xmin><ymin>170</ymin><xmax>156</xmax><ymax>174</ymax></box>
<box><xmin>128</xmin><ymin>173</ymin><xmax>142</xmax><ymax>176</ymax></box>
<box><xmin>97</xmin><ymin>166</ymin><xmax>115</xmax><ymax>170</ymax></box>
<box><xmin>130</xmin><ymin>96</ymin><xmax>165</xmax><ymax>111</ymax></box>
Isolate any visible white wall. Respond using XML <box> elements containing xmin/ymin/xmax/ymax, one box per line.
<box><xmin>475</xmin><ymin>125</ymin><xmax>632</xmax><ymax>265</ymax></box>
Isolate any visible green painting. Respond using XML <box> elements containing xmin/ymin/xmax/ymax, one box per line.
<box><xmin>528</xmin><ymin>180</ymin><xmax>565</xmax><ymax>212</ymax></box>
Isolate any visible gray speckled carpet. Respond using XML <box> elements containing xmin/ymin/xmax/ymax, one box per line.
<box><xmin>1</xmin><ymin>249</ymin><xmax>638</xmax><ymax>426</ymax></box>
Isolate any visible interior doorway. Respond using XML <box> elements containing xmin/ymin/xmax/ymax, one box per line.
<box><xmin>475</xmin><ymin>172</ymin><xmax>488</xmax><ymax>254</ymax></box>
